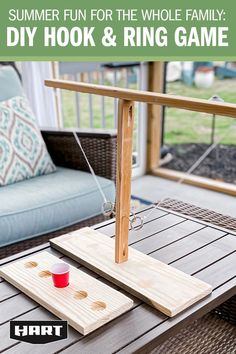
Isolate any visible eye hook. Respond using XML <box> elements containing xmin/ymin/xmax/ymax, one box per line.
<box><xmin>102</xmin><ymin>201</ymin><xmax>115</xmax><ymax>217</ymax></box>
<box><xmin>130</xmin><ymin>215</ymin><xmax>144</xmax><ymax>231</ymax></box>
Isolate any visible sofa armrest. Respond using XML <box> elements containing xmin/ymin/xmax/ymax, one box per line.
<box><xmin>41</xmin><ymin>128</ymin><xmax>117</xmax><ymax>182</ymax></box>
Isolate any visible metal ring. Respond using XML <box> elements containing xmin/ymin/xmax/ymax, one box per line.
<box><xmin>102</xmin><ymin>201</ymin><xmax>115</xmax><ymax>217</ymax></box>
<box><xmin>130</xmin><ymin>215</ymin><xmax>144</xmax><ymax>231</ymax></box>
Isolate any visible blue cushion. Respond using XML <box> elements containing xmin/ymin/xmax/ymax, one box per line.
<box><xmin>0</xmin><ymin>66</ymin><xmax>24</xmax><ymax>102</ymax></box>
<box><xmin>0</xmin><ymin>167</ymin><xmax>115</xmax><ymax>247</ymax></box>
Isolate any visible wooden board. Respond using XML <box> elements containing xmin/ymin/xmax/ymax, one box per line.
<box><xmin>115</xmin><ymin>99</ymin><xmax>134</xmax><ymax>263</ymax></box>
<box><xmin>0</xmin><ymin>251</ymin><xmax>133</xmax><ymax>335</ymax></box>
<box><xmin>147</xmin><ymin>62</ymin><xmax>164</xmax><ymax>171</ymax></box>
<box><xmin>51</xmin><ymin>227</ymin><xmax>212</xmax><ymax>317</ymax></box>
<box><xmin>45</xmin><ymin>80</ymin><xmax>236</xmax><ymax>118</ymax></box>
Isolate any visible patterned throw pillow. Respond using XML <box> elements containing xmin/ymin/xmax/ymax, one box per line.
<box><xmin>0</xmin><ymin>96</ymin><xmax>56</xmax><ymax>186</ymax></box>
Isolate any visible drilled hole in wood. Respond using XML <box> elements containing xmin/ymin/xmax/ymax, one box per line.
<box><xmin>129</xmin><ymin>106</ymin><xmax>133</xmax><ymax>117</ymax></box>
<box><xmin>128</xmin><ymin>106</ymin><xmax>133</xmax><ymax>127</ymax></box>
<box><xmin>91</xmin><ymin>301</ymin><xmax>106</xmax><ymax>311</ymax></box>
<box><xmin>74</xmin><ymin>290</ymin><xmax>88</xmax><ymax>300</ymax></box>
<box><xmin>24</xmin><ymin>261</ymin><xmax>38</xmax><ymax>268</ymax></box>
<box><xmin>39</xmin><ymin>270</ymin><xmax>51</xmax><ymax>278</ymax></box>
<box><xmin>123</xmin><ymin>244</ymin><xmax>126</xmax><ymax>257</ymax></box>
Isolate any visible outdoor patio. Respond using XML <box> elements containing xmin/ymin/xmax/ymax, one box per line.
<box><xmin>0</xmin><ymin>61</ymin><xmax>235</xmax><ymax>354</ymax></box>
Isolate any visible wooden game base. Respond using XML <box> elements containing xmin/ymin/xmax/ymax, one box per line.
<box><xmin>51</xmin><ymin>227</ymin><xmax>212</xmax><ymax>317</ymax></box>
<box><xmin>0</xmin><ymin>251</ymin><xmax>133</xmax><ymax>335</ymax></box>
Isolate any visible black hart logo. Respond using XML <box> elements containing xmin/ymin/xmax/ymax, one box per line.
<box><xmin>10</xmin><ymin>321</ymin><xmax>68</xmax><ymax>344</ymax></box>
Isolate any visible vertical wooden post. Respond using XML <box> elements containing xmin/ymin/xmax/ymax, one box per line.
<box><xmin>147</xmin><ymin>62</ymin><xmax>164</xmax><ymax>172</ymax></box>
<box><xmin>115</xmin><ymin>99</ymin><xmax>134</xmax><ymax>263</ymax></box>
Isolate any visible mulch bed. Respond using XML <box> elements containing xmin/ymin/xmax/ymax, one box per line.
<box><xmin>165</xmin><ymin>144</ymin><xmax>236</xmax><ymax>185</ymax></box>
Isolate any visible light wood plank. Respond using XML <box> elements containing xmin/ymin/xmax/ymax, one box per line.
<box><xmin>116</xmin><ymin>99</ymin><xmax>134</xmax><ymax>263</ymax></box>
<box><xmin>147</xmin><ymin>62</ymin><xmax>164</xmax><ymax>171</ymax></box>
<box><xmin>45</xmin><ymin>80</ymin><xmax>236</xmax><ymax>118</ymax></box>
<box><xmin>154</xmin><ymin>167</ymin><xmax>236</xmax><ymax>196</ymax></box>
<box><xmin>0</xmin><ymin>266</ymin><xmax>100</xmax><ymax>325</ymax></box>
<box><xmin>0</xmin><ymin>252</ymin><xmax>133</xmax><ymax>335</ymax></box>
<box><xmin>51</xmin><ymin>227</ymin><xmax>212</xmax><ymax>317</ymax></box>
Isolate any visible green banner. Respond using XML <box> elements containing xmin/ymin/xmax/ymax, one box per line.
<box><xmin>0</xmin><ymin>0</ymin><xmax>235</xmax><ymax>60</ymax></box>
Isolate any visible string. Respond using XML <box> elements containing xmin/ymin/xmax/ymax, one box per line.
<box><xmin>73</xmin><ymin>132</ymin><xmax>108</xmax><ymax>204</ymax></box>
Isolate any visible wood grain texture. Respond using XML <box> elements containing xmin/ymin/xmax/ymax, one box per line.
<box><xmin>45</xmin><ymin>80</ymin><xmax>236</xmax><ymax>118</ymax></box>
<box><xmin>115</xmin><ymin>99</ymin><xmax>134</xmax><ymax>263</ymax></box>
<box><xmin>51</xmin><ymin>227</ymin><xmax>212</xmax><ymax>317</ymax></box>
<box><xmin>154</xmin><ymin>167</ymin><xmax>236</xmax><ymax>196</ymax></box>
<box><xmin>147</xmin><ymin>62</ymin><xmax>164</xmax><ymax>171</ymax></box>
<box><xmin>0</xmin><ymin>252</ymin><xmax>133</xmax><ymax>335</ymax></box>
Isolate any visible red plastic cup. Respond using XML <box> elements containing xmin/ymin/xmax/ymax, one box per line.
<box><xmin>51</xmin><ymin>262</ymin><xmax>70</xmax><ymax>288</ymax></box>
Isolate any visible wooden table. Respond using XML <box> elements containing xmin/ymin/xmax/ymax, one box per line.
<box><xmin>1</xmin><ymin>206</ymin><xmax>236</xmax><ymax>353</ymax></box>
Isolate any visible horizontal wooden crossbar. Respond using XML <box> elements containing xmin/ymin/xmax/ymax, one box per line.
<box><xmin>45</xmin><ymin>79</ymin><xmax>236</xmax><ymax>118</ymax></box>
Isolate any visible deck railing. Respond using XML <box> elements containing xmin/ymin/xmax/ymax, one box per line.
<box><xmin>58</xmin><ymin>62</ymin><xmax>145</xmax><ymax>128</ymax></box>
<box><xmin>58</xmin><ymin>62</ymin><xmax>147</xmax><ymax>173</ymax></box>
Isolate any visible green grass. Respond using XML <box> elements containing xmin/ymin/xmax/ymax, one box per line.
<box><xmin>165</xmin><ymin>79</ymin><xmax>236</xmax><ymax>145</ymax></box>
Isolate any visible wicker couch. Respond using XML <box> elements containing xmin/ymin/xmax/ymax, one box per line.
<box><xmin>0</xmin><ymin>128</ymin><xmax>117</xmax><ymax>259</ymax></box>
